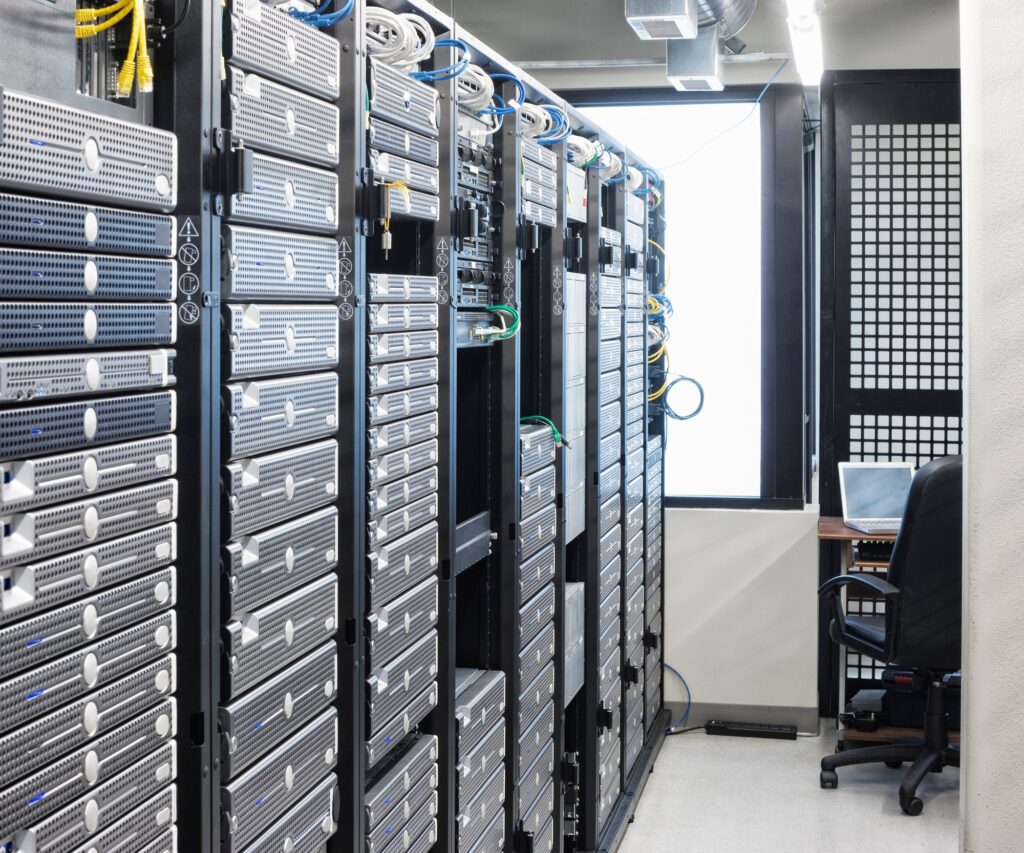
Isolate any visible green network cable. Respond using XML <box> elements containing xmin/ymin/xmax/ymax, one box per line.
<box><xmin>520</xmin><ymin>415</ymin><xmax>570</xmax><ymax>448</ymax></box>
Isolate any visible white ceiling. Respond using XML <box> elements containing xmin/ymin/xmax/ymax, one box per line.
<box><xmin>445</xmin><ymin>0</ymin><xmax>960</xmax><ymax>89</ymax></box>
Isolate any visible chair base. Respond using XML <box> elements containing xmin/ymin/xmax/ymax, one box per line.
<box><xmin>820</xmin><ymin>679</ymin><xmax>960</xmax><ymax>815</ymax></box>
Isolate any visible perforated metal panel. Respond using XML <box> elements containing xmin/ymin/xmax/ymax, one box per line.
<box><xmin>367</xmin><ymin>575</ymin><xmax>439</xmax><ymax>668</ymax></box>
<box><xmin>227</xmin><ymin>68</ymin><xmax>340</xmax><ymax>167</ymax></box>
<box><xmin>0</xmin><ymin>247</ymin><xmax>175</xmax><ymax>300</ymax></box>
<box><xmin>517</xmin><ymin>700</ymin><xmax>555</xmax><ymax>780</ymax></box>
<box><xmin>367</xmin><ymin>439</ymin><xmax>438</xmax><ymax>486</ymax></box>
<box><xmin>518</xmin><ymin>623</ymin><xmax>556</xmax><ymax>687</ymax></box>
<box><xmin>221</xmin><ymin>708</ymin><xmax>338</xmax><ymax>853</ymax></box>
<box><xmin>522</xmin><ymin>201</ymin><xmax>557</xmax><ymax>229</ymax></box>
<box><xmin>224</xmin><ymin>372</ymin><xmax>339</xmax><ymax>459</ymax></box>
<box><xmin>368</xmin><ymin>358</ymin><xmax>439</xmax><ymax>395</ymax></box>
<box><xmin>366</xmin><ymin>760</ymin><xmax>438</xmax><ymax>853</ymax></box>
<box><xmin>0</xmin><ymin>698</ymin><xmax>176</xmax><ymax>838</ymax></box>
<box><xmin>243</xmin><ymin>774</ymin><xmax>338</xmax><ymax>853</ymax></box>
<box><xmin>0</xmin><ymin>302</ymin><xmax>175</xmax><ymax>351</ymax></box>
<box><xmin>365</xmin><ymin>733</ymin><xmax>438</xmax><ymax>828</ymax></box>
<box><xmin>0</xmin><ymin>434</ymin><xmax>176</xmax><ymax>514</ymax></box>
<box><xmin>0</xmin><ymin>193</ymin><xmax>175</xmax><ymax>256</ymax></box>
<box><xmin>13</xmin><ymin>742</ymin><xmax>176</xmax><ymax>853</ymax></box>
<box><xmin>457</xmin><ymin>718</ymin><xmax>505</xmax><ymax>804</ymax></box>
<box><xmin>366</xmin><ymin>681</ymin><xmax>438</xmax><ymax>769</ymax></box>
<box><xmin>519</xmin><ymin>583</ymin><xmax>556</xmax><ymax>650</ymax></box>
<box><xmin>518</xmin><ymin>661</ymin><xmax>556</xmax><ymax>734</ymax></box>
<box><xmin>0</xmin><ymin>391</ymin><xmax>176</xmax><ymax>461</ymax></box>
<box><xmin>0</xmin><ymin>348</ymin><xmax>176</xmax><ymax>402</ymax></box>
<box><xmin>226</xmin><ymin>0</ymin><xmax>341</xmax><ymax>99</ymax></box>
<box><xmin>367</xmin><ymin>385</ymin><xmax>439</xmax><ymax>427</ymax></box>
<box><xmin>220</xmin><ymin>643</ymin><xmax>337</xmax><ymax>779</ymax></box>
<box><xmin>519</xmin><ymin>543</ymin><xmax>556</xmax><ymax>604</ymax></box>
<box><xmin>224</xmin><ymin>507</ymin><xmax>338</xmax><ymax>618</ymax></box>
<box><xmin>0</xmin><ymin>478</ymin><xmax>178</xmax><ymax>571</ymax></box>
<box><xmin>224</xmin><ymin>226</ymin><xmax>339</xmax><ymax>301</ymax></box>
<box><xmin>367</xmin><ymin>520</ymin><xmax>438</xmax><ymax>610</ymax></box>
<box><xmin>368</xmin><ymin>59</ymin><xmax>440</xmax><ymax>138</ymax></box>
<box><xmin>225</xmin><ymin>304</ymin><xmax>340</xmax><ymax>378</ymax></box>
<box><xmin>368</xmin><ymin>330</ymin><xmax>440</xmax><ymax>365</ymax></box>
<box><xmin>519</xmin><ymin>502</ymin><xmax>557</xmax><ymax>560</ymax></box>
<box><xmin>227</xmin><ymin>153</ymin><xmax>338</xmax><ymax>233</ymax></box>
<box><xmin>370</xmin><ymin>149</ymin><xmax>441</xmax><ymax>194</ymax></box>
<box><xmin>383</xmin><ymin>184</ymin><xmax>440</xmax><ymax>222</ymax></box>
<box><xmin>368</xmin><ymin>119</ymin><xmax>439</xmax><ymax>167</ymax></box>
<box><xmin>0</xmin><ymin>89</ymin><xmax>177</xmax><ymax>211</ymax></box>
<box><xmin>0</xmin><ymin>611</ymin><xmax>175</xmax><ymax>732</ymax></box>
<box><xmin>519</xmin><ymin>779</ymin><xmax>555</xmax><ymax>839</ymax></box>
<box><xmin>366</xmin><ymin>631</ymin><xmax>438</xmax><ymax>734</ymax></box>
<box><xmin>222</xmin><ymin>574</ymin><xmax>338</xmax><ymax>699</ymax></box>
<box><xmin>456</xmin><ymin>764</ymin><xmax>505</xmax><ymax>851</ymax></box>
<box><xmin>367</xmin><ymin>302</ymin><xmax>439</xmax><ymax>333</ymax></box>
<box><xmin>0</xmin><ymin>654</ymin><xmax>174</xmax><ymax>788</ymax></box>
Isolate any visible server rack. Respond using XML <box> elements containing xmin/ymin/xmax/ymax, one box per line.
<box><xmin>1</xmin><ymin>4</ymin><xmax>667</xmax><ymax>853</ymax></box>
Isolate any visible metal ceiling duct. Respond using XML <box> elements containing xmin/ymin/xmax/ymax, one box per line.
<box><xmin>697</xmin><ymin>0</ymin><xmax>758</xmax><ymax>38</ymax></box>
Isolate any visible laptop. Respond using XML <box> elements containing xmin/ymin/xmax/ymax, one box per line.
<box><xmin>839</xmin><ymin>462</ymin><xmax>915</xmax><ymax>535</ymax></box>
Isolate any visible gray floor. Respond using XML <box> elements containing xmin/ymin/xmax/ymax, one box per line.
<box><xmin>619</xmin><ymin>722</ymin><xmax>959</xmax><ymax>852</ymax></box>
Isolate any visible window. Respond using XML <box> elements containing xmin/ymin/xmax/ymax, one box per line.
<box><xmin>573</xmin><ymin>86</ymin><xmax>808</xmax><ymax>508</ymax></box>
<box><xmin>581</xmin><ymin>103</ymin><xmax>763</xmax><ymax>498</ymax></box>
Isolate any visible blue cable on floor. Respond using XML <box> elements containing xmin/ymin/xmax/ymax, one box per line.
<box><xmin>663</xmin><ymin>662</ymin><xmax>692</xmax><ymax>732</ymax></box>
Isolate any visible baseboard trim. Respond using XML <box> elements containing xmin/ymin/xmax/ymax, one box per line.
<box><xmin>665</xmin><ymin>701</ymin><xmax>820</xmax><ymax>735</ymax></box>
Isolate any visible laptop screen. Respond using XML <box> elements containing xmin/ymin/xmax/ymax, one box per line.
<box><xmin>842</xmin><ymin>465</ymin><xmax>914</xmax><ymax>520</ymax></box>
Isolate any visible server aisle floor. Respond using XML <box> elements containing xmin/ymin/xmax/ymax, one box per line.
<box><xmin>619</xmin><ymin>720</ymin><xmax>959</xmax><ymax>852</ymax></box>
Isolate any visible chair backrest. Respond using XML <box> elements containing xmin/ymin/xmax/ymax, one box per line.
<box><xmin>885</xmin><ymin>456</ymin><xmax>963</xmax><ymax>671</ymax></box>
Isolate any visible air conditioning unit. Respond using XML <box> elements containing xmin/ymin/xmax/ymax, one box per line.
<box><xmin>666</xmin><ymin>25</ymin><xmax>724</xmax><ymax>91</ymax></box>
<box><xmin>625</xmin><ymin>0</ymin><xmax>699</xmax><ymax>40</ymax></box>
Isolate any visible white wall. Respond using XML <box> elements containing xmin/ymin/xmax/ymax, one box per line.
<box><xmin>662</xmin><ymin>507</ymin><xmax>819</xmax><ymax>730</ymax></box>
<box><xmin>960</xmin><ymin>2</ymin><xmax>1024</xmax><ymax>849</ymax></box>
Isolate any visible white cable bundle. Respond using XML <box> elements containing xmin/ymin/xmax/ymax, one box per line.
<box><xmin>519</xmin><ymin>103</ymin><xmax>554</xmax><ymax>139</ymax></box>
<box><xmin>566</xmin><ymin>135</ymin><xmax>598</xmax><ymax>167</ymax></box>
<box><xmin>599</xmin><ymin>149</ymin><xmax>623</xmax><ymax>181</ymax></box>
<box><xmin>458</xmin><ymin>64</ymin><xmax>495</xmax><ymax>113</ymax></box>
<box><xmin>626</xmin><ymin>166</ymin><xmax>644</xmax><ymax>191</ymax></box>
<box><xmin>365</xmin><ymin>8</ymin><xmax>435</xmax><ymax>69</ymax></box>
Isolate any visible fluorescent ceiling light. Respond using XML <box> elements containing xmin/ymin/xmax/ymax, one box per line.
<box><xmin>786</xmin><ymin>0</ymin><xmax>824</xmax><ymax>87</ymax></box>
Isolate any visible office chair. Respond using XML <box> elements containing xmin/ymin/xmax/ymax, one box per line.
<box><xmin>819</xmin><ymin>456</ymin><xmax>962</xmax><ymax>815</ymax></box>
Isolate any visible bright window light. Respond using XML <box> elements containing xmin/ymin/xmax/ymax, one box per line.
<box><xmin>580</xmin><ymin>103</ymin><xmax>763</xmax><ymax>499</ymax></box>
<box><xmin>786</xmin><ymin>0</ymin><xmax>824</xmax><ymax>87</ymax></box>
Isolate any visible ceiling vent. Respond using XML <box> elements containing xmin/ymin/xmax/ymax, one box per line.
<box><xmin>625</xmin><ymin>0</ymin><xmax>699</xmax><ymax>40</ymax></box>
<box><xmin>666</xmin><ymin>25</ymin><xmax>724</xmax><ymax>91</ymax></box>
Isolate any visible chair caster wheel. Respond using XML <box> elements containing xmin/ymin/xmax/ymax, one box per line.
<box><xmin>901</xmin><ymin>796</ymin><xmax>924</xmax><ymax>816</ymax></box>
<box><xmin>820</xmin><ymin>770</ymin><xmax>838</xmax><ymax>789</ymax></box>
<box><xmin>885</xmin><ymin>760</ymin><xmax>903</xmax><ymax>769</ymax></box>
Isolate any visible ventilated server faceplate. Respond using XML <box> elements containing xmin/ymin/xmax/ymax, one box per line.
<box><xmin>368</xmin><ymin>358</ymin><xmax>439</xmax><ymax>395</ymax></box>
<box><xmin>0</xmin><ymin>434</ymin><xmax>176</xmax><ymax>515</ymax></box>
<box><xmin>518</xmin><ymin>622</ymin><xmax>556</xmax><ymax>687</ymax></box>
<box><xmin>383</xmin><ymin>184</ymin><xmax>440</xmax><ymax>222</ymax></box>
<box><xmin>367</xmin><ymin>439</ymin><xmax>438</xmax><ymax>487</ymax></box>
<box><xmin>82</xmin><ymin>784</ymin><xmax>177</xmax><ymax>853</ymax></box>
<box><xmin>368</xmin><ymin>492</ymin><xmax>438</xmax><ymax>548</ymax></box>
<box><xmin>221</xmin><ymin>708</ymin><xmax>338</xmax><ymax>853</ymax></box>
<box><xmin>457</xmin><ymin>718</ymin><xmax>505</xmax><ymax>806</ymax></box>
<box><xmin>519</xmin><ymin>542</ymin><xmax>556</xmax><ymax>604</ymax></box>
<box><xmin>0</xmin><ymin>301</ymin><xmax>177</xmax><ymax>352</ymax></box>
<box><xmin>224</xmin><ymin>226</ymin><xmax>339</xmax><ymax>301</ymax></box>
<box><xmin>223</xmin><ymin>573</ymin><xmax>337</xmax><ymax>699</ymax></box>
<box><xmin>0</xmin><ymin>248</ymin><xmax>175</xmax><ymax>300</ymax></box>
<box><xmin>0</xmin><ymin>654</ymin><xmax>174</xmax><ymax>788</ymax></box>
<box><xmin>370</xmin><ymin>149</ymin><xmax>441</xmax><ymax>194</ymax></box>
<box><xmin>368</xmin><ymin>302</ymin><xmax>439</xmax><ymax>334</ymax></box>
<box><xmin>520</xmin><ymin>464</ymin><xmax>556</xmax><ymax>520</ymax></box>
<box><xmin>519</xmin><ymin>583</ymin><xmax>556</xmax><ymax>650</ymax></box>
<box><xmin>0</xmin><ymin>348</ymin><xmax>175</xmax><ymax>403</ymax></box>
<box><xmin>599</xmin><ymin>462</ymin><xmax>622</xmax><ymax>504</ymax></box>
<box><xmin>228</xmin><ymin>153</ymin><xmax>338</xmax><ymax>234</ymax></box>
<box><xmin>456</xmin><ymin>764</ymin><xmax>505</xmax><ymax>851</ymax></box>
<box><xmin>520</xmin><ymin>778</ymin><xmax>555</xmax><ymax>838</ymax></box>
<box><xmin>368</xmin><ymin>330</ymin><xmax>440</xmax><ymax>365</ymax></box>
<box><xmin>519</xmin><ymin>502</ymin><xmax>557</xmax><ymax>561</ymax></box>
<box><xmin>368</xmin><ymin>59</ymin><xmax>440</xmax><ymax>138</ymax></box>
<box><xmin>518</xmin><ymin>700</ymin><xmax>555</xmax><ymax>780</ymax></box>
<box><xmin>226</xmin><ymin>0</ymin><xmax>341</xmax><ymax>99</ymax></box>
<box><xmin>522</xmin><ymin>200</ymin><xmax>556</xmax><ymax>229</ymax></box>
<box><xmin>0</xmin><ymin>193</ymin><xmax>175</xmax><ymax>256</ymax></box>
<box><xmin>0</xmin><ymin>567</ymin><xmax>176</xmax><ymax>679</ymax></box>
<box><xmin>366</xmin><ymin>759</ymin><xmax>438</xmax><ymax>853</ymax></box>
<box><xmin>366</xmin><ymin>681</ymin><xmax>437</xmax><ymax>769</ymax></box>
<box><xmin>227</xmin><ymin>68</ymin><xmax>340</xmax><ymax>167</ymax></box>
<box><xmin>519</xmin><ymin>661</ymin><xmax>556</xmax><ymax>734</ymax></box>
<box><xmin>454</xmin><ymin>669</ymin><xmax>506</xmax><ymax>756</ymax></box>
<box><xmin>368</xmin><ymin>119</ymin><xmax>439</xmax><ymax>167</ymax></box>
<box><xmin>367</xmin><ymin>631</ymin><xmax>438</xmax><ymax>734</ymax></box>
<box><xmin>0</xmin><ymin>698</ymin><xmax>176</xmax><ymax>838</ymax></box>
<box><xmin>220</xmin><ymin>643</ymin><xmax>337</xmax><ymax>780</ymax></box>
<box><xmin>365</xmin><ymin>733</ymin><xmax>438</xmax><ymax>828</ymax></box>
<box><xmin>224</xmin><ymin>506</ymin><xmax>337</xmax><ymax>618</ymax></box>
<box><xmin>367</xmin><ymin>520</ymin><xmax>438</xmax><ymax>610</ymax></box>
<box><xmin>0</xmin><ymin>391</ymin><xmax>176</xmax><ymax>461</ymax></box>
<box><xmin>367</xmin><ymin>575</ymin><xmax>439</xmax><ymax>668</ymax></box>
<box><xmin>517</xmin><ymin>739</ymin><xmax>554</xmax><ymax>817</ymax></box>
<box><xmin>224</xmin><ymin>372</ymin><xmax>338</xmax><ymax>459</ymax></box>
<box><xmin>0</xmin><ymin>90</ymin><xmax>177</xmax><ymax>211</ymax></box>
<box><xmin>0</xmin><ymin>478</ymin><xmax>177</xmax><ymax>572</ymax></box>
<box><xmin>367</xmin><ymin>385</ymin><xmax>439</xmax><ymax>427</ymax></box>
<box><xmin>12</xmin><ymin>742</ymin><xmax>176</xmax><ymax>853</ymax></box>
<box><xmin>243</xmin><ymin>773</ymin><xmax>337</xmax><ymax>853</ymax></box>
<box><xmin>225</xmin><ymin>304</ymin><xmax>340</xmax><ymax>379</ymax></box>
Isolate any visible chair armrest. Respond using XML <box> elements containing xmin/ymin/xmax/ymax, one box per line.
<box><xmin>819</xmin><ymin>573</ymin><xmax>900</xmax><ymax>600</ymax></box>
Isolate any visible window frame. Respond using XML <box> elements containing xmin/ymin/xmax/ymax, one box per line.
<box><xmin>566</xmin><ymin>84</ymin><xmax>809</xmax><ymax>510</ymax></box>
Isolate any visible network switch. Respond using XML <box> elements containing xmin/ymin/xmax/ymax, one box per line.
<box><xmin>219</xmin><ymin>642</ymin><xmax>337</xmax><ymax>779</ymax></box>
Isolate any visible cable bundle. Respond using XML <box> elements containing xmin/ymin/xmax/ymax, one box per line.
<box><xmin>289</xmin><ymin>0</ymin><xmax>355</xmax><ymax>28</ymax></box>
<box><xmin>518</xmin><ymin>103</ymin><xmax>570</xmax><ymax>144</ymax></box>
<box><xmin>365</xmin><ymin>8</ymin><xmax>436</xmax><ymax>68</ymax></box>
<box><xmin>566</xmin><ymin>135</ymin><xmax>600</xmax><ymax>167</ymax></box>
<box><xmin>76</xmin><ymin>0</ymin><xmax>152</xmax><ymax>96</ymax></box>
<box><xmin>626</xmin><ymin>166</ymin><xmax>645</xmax><ymax>192</ymax></box>
<box><xmin>459</xmin><ymin>64</ymin><xmax>496</xmax><ymax>113</ymax></box>
<box><xmin>483</xmin><ymin>304</ymin><xmax>520</xmax><ymax>340</ymax></box>
<box><xmin>599</xmin><ymin>149</ymin><xmax>624</xmax><ymax>182</ymax></box>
